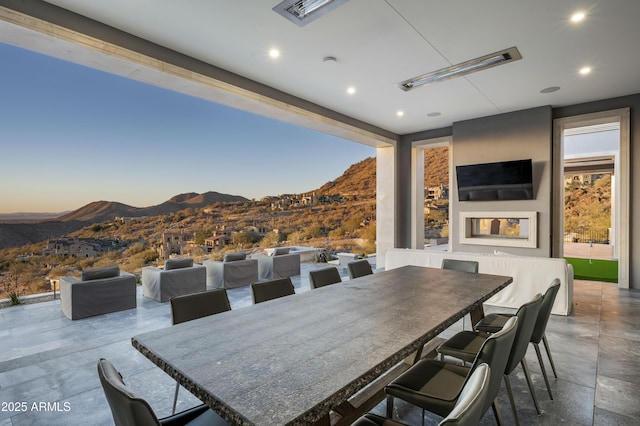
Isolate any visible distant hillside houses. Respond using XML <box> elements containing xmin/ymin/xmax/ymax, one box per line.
<box><xmin>156</xmin><ymin>231</ymin><xmax>194</xmax><ymax>259</ymax></box>
<box><xmin>425</xmin><ymin>184</ymin><xmax>449</xmax><ymax>201</ymax></box>
<box><xmin>42</xmin><ymin>238</ymin><xmax>118</xmax><ymax>258</ymax></box>
<box><xmin>156</xmin><ymin>225</ymin><xmax>271</xmax><ymax>258</ymax></box>
<box><xmin>265</xmin><ymin>192</ymin><xmax>358</xmax><ymax>211</ymax></box>
<box><xmin>564</xmin><ymin>173</ymin><xmax>607</xmax><ymax>187</ymax></box>
<box><xmin>115</xmin><ymin>216</ymin><xmax>152</xmax><ymax>224</ymax></box>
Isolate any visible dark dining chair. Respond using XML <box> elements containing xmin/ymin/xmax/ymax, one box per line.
<box><xmin>386</xmin><ymin>317</ymin><xmax>518</xmax><ymax>426</ymax></box>
<box><xmin>251</xmin><ymin>277</ymin><xmax>295</xmax><ymax>303</ymax></box>
<box><xmin>356</xmin><ymin>363</ymin><xmax>491</xmax><ymax>426</ymax></box>
<box><xmin>437</xmin><ymin>294</ymin><xmax>544</xmax><ymax>426</ymax></box>
<box><xmin>170</xmin><ymin>289</ymin><xmax>231</xmax><ymax>413</ymax></box>
<box><xmin>347</xmin><ymin>259</ymin><xmax>373</xmax><ymax>279</ymax></box>
<box><xmin>442</xmin><ymin>258</ymin><xmax>479</xmax><ymax>329</ymax></box>
<box><xmin>475</xmin><ymin>278</ymin><xmax>561</xmax><ymax>399</ymax></box>
<box><xmin>97</xmin><ymin>358</ymin><xmax>228</xmax><ymax>426</ymax></box>
<box><xmin>170</xmin><ymin>288</ymin><xmax>231</xmax><ymax>325</ymax></box>
<box><xmin>309</xmin><ymin>266</ymin><xmax>342</xmax><ymax>289</ymax></box>
<box><xmin>441</xmin><ymin>259</ymin><xmax>479</xmax><ymax>274</ymax></box>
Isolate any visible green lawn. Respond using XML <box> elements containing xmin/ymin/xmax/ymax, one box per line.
<box><xmin>564</xmin><ymin>257</ymin><xmax>618</xmax><ymax>283</ymax></box>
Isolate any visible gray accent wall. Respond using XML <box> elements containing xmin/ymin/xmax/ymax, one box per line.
<box><xmin>450</xmin><ymin>106</ymin><xmax>553</xmax><ymax>256</ymax></box>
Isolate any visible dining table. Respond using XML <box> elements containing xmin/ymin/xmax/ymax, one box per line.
<box><xmin>132</xmin><ymin>265</ymin><xmax>512</xmax><ymax>425</ymax></box>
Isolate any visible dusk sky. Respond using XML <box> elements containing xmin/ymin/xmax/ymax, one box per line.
<box><xmin>0</xmin><ymin>42</ymin><xmax>375</xmax><ymax>214</ymax></box>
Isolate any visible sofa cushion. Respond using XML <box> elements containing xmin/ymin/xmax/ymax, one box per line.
<box><xmin>223</xmin><ymin>252</ymin><xmax>247</xmax><ymax>262</ymax></box>
<box><xmin>165</xmin><ymin>258</ymin><xmax>194</xmax><ymax>270</ymax></box>
<box><xmin>273</xmin><ymin>247</ymin><xmax>291</xmax><ymax>256</ymax></box>
<box><xmin>81</xmin><ymin>266</ymin><xmax>120</xmax><ymax>281</ymax></box>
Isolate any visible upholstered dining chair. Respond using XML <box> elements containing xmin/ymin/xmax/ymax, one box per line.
<box><xmin>441</xmin><ymin>259</ymin><xmax>479</xmax><ymax>274</ymax></box>
<box><xmin>386</xmin><ymin>317</ymin><xmax>518</xmax><ymax>426</ymax></box>
<box><xmin>251</xmin><ymin>277</ymin><xmax>295</xmax><ymax>303</ymax></box>
<box><xmin>170</xmin><ymin>289</ymin><xmax>231</xmax><ymax>413</ymax></box>
<box><xmin>355</xmin><ymin>363</ymin><xmax>491</xmax><ymax>426</ymax></box>
<box><xmin>475</xmin><ymin>278</ymin><xmax>561</xmax><ymax>400</ymax></box>
<box><xmin>97</xmin><ymin>358</ymin><xmax>228</xmax><ymax>426</ymax></box>
<box><xmin>347</xmin><ymin>259</ymin><xmax>373</xmax><ymax>279</ymax></box>
<box><xmin>309</xmin><ymin>266</ymin><xmax>342</xmax><ymax>289</ymax></box>
<box><xmin>437</xmin><ymin>294</ymin><xmax>543</xmax><ymax>426</ymax></box>
<box><xmin>442</xmin><ymin>258</ymin><xmax>479</xmax><ymax>329</ymax></box>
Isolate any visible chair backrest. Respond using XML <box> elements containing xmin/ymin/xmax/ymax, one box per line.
<box><xmin>309</xmin><ymin>267</ymin><xmax>342</xmax><ymax>289</ymax></box>
<box><xmin>530</xmin><ymin>279</ymin><xmax>561</xmax><ymax>344</ymax></box>
<box><xmin>348</xmin><ymin>259</ymin><xmax>373</xmax><ymax>279</ymax></box>
<box><xmin>442</xmin><ymin>259</ymin><xmax>479</xmax><ymax>274</ymax></box>
<box><xmin>170</xmin><ymin>289</ymin><xmax>231</xmax><ymax>325</ymax></box>
<box><xmin>251</xmin><ymin>277</ymin><xmax>295</xmax><ymax>303</ymax></box>
<box><xmin>505</xmin><ymin>293</ymin><xmax>544</xmax><ymax>374</ymax></box>
<box><xmin>439</xmin><ymin>363</ymin><xmax>491</xmax><ymax>426</ymax></box>
<box><xmin>97</xmin><ymin>358</ymin><xmax>161</xmax><ymax>426</ymax></box>
<box><xmin>471</xmin><ymin>316</ymin><xmax>518</xmax><ymax>414</ymax></box>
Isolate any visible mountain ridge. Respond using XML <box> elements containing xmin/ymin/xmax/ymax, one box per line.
<box><xmin>0</xmin><ymin>191</ymin><xmax>250</xmax><ymax>249</ymax></box>
<box><xmin>55</xmin><ymin>191</ymin><xmax>249</xmax><ymax>223</ymax></box>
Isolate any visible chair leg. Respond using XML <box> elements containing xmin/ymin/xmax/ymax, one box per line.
<box><xmin>542</xmin><ymin>334</ymin><xmax>558</xmax><ymax>378</ymax></box>
<box><xmin>172</xmin><ymin>381</ymin><xmax>180</xmax><ymax>415</ymax></box>
<box><xmin>503</xmin><ymin>375</ymin><xmax>520</xmax><ymax>426</ymax></box>
<box><xmin>521</xmin><ymin>358</ymin><xmax>542</xmax><ymax>415</ymax></box>
<box><xmin>534</xmin><ymin>343</ymin><xmax>553</xmax><ymax>400</ymax></box>
<box><xmin>491</xmin><ymin>398</ymin><xmax>505</xmax><ymax>426</ymax></box>
<box><xmin>386</xmin><ymin>394</ymin><xmax>394</xmax><ymax>419</ymax></box>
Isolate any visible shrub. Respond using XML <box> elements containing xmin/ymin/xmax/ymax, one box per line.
<box><xmin>9</xmin><ymin>292</ymin><xmax>22</xmax><ymax>305</ymax></box>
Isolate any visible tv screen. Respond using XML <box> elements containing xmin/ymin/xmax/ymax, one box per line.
<box><xmin>456</xmin><ymin>159</ymin><xmax>533</xmax><ymax>201</ymax></box>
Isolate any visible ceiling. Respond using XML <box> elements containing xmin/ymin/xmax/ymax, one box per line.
<box><xmin>3</xmin><ymin>0</ymin><xmax>640</xmax><ymax>140</ymax></box>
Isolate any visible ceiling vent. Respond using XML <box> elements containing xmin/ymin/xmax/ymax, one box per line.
<box><xmin>273</xmin><ymin>0</ymin><xmax>351</xmax><ymax>26</ymax></box>
<box><xmin>399</xmin><ymin>46</ymin><xmax>522</xmax><ymax>91</ymax></box>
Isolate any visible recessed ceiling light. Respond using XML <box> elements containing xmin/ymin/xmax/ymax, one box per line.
<box><xmin>579</xmin><ymin>66</ymin><xmax>592</xmax><ymax>75</ymax></box>
<box><xmin>571</xmin><ymin>11</ymin><xmax>586</xmax><ymax>23</ymax></box>
<box><xmin>269</xmin><ymin>49</ymin><xmax>280</xmax><ymax>59</ymax></box>
<box><xmin>346</xmin><ymin>86</ymin><xmax>356</xmax><ymax>95</ymax></box>
<box><xmin>540</xmin><ymin>86</ymin><xmax>560</xmax><ymax>94</ymax></box>
<box><xmin>427</xmin><ymin>112</ymin><xmax>441</xmax><ymax>117</ymax></box>
<box><xmin>396</xmin><ymin>110</ymin><xmax>404</xmax><ymax>117</ymax></box>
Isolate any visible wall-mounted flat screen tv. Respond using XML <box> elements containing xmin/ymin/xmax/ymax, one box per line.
<box><xmin>456</xmin><ymin>159</ymin><xmax>533</xmax><ymax>201</ymax></box>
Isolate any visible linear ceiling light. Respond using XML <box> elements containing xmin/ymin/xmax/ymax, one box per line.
<box><xmin>399</xmin><ymin>46</ymin><xmax>522</xmax><ymax>91</ymax></box>
<box><xmin>273</xmin><ymin>0</ymin><xmax>351</xmax><ymax>26</ymax></box>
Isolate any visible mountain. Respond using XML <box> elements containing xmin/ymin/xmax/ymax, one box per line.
<box><xmin>56</xmin><ymin>201</ymin><xmax>138</xmax><ymax>223</ymax></box>
<box><xmin>55</xmin><ymin>192</ymin><xmax>249</xmax><ymax>223</ymax></box>
<box><xmin>315</xmin><ymin>147</ymin><xmax>449</xmax><ymax>196</ymax></box>
<box><xmin>0</xmin><ymin>220</ymin><xmax>86</xmax><ymax>250</ymax></box>
<box><xmin>0</xmin><ymin>191</ymin><xmax>250</xmax><ymax>250</ymax></box>
<box><xmin>317</xmin><ymin>157</ymin><xmax>376</xmax><ymax>195</ymax></box>
<box><xmin>0</xmin><ymin>151</ymin><xmax>448</xmax><ymax>250</ymax></box>
<box><xmin>0</xmin><ymin>211</ymin><xmax>69</xmax><ymax>223</ymax></box>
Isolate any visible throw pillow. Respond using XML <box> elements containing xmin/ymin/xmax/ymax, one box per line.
<box><xmin>82</xmin><ymin>266</ymin><xmax>120</xmax><ymax>281</ymax></box>
<box><xmin>165</xmin><ymin>258</ymin><xmax>194</xmax><ymax>270</ymax></box>
<box><xmin>223</xmin><ymin>252</ymin><xmax>247</xmax><ymax>262</ymax></box>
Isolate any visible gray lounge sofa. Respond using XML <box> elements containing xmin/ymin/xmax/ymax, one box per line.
<box><xmin>141</xmin><ymin>258</ymin><xmax>206</xmax><ymax>302</ymax></box>
<box><xmin>60</xmin><ymin>266</ymin><xmax>136</xmax><ymax>320</ymax></box>
<box><xmin>203</xmin><ymin>252</ymin><xmax>258</xmax><ymax>289</ymax></box>
<box><xmin>253</xmin><ymin>247</ymin><xmax>301</xmax><ymax>280</ymax></box>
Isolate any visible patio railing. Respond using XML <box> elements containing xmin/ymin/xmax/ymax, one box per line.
<box><xmin>564</xmin><ymin>228</ymin><xmax>610</xmax><ymax>244</ymax></box>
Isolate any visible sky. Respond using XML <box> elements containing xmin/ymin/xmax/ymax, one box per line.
<box><xmin>0</xmin><ymin>42</ymin><xmax>376</xmax><ymax>214</ymax></box>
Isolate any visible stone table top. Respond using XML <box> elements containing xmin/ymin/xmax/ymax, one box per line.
<box><xmin>132</xmin><ymin>265</ymin><xmax>512</xmax><ymax>425</ymax></box>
